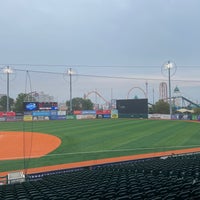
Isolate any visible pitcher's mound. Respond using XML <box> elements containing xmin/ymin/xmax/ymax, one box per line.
<box><xmin>0</xmin><ymin>131</ymin><xmax>61</xmax><ymax>160</ymax></box>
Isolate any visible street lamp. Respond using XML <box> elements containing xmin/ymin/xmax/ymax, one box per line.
<box><xmin>3</xmin><ymin>66</ymin><xmax>13</xmax><ymax>112</ymax></box>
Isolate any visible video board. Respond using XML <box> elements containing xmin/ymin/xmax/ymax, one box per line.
<box><xmin>23</xmin><ymin>102</ymin><xmax>39</xmax><ymax>111</ymax></box>
<box><xmin>23</xmin><ymin>102</ymin><xmax>58</xmax><ymax>111</ymax></box>
<box><xmin>116</xmin><ymin>99</ymin><xmax>148</xmax><ymax>114</ymax></box>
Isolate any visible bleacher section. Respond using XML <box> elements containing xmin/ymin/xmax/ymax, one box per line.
<box><xmin>1</xmin><ymin>153</ymin><xmax>200</xmax><ymax>199</ymax></box>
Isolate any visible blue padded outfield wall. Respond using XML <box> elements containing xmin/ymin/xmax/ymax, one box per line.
<box><xmin>0</xmin><ymin>111</ymin><xmax>199</xmax><ymax>122</ymax></box>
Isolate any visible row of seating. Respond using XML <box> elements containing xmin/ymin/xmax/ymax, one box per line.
<box><xmin>0</xmin><ymin>153</ymin><xmax>200</xmax><ymax>199</ymax></box>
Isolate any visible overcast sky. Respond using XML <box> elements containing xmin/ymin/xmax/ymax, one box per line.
<box><xmin>0</xmin><ymin>0</ymin><xmax>200</xmax><ymax>105</ymax></box>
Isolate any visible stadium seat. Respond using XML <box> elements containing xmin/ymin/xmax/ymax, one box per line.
<box><xmin>1</xmin><ymin>153</ymin><xmax>200</xmax><ymax>199</ymax></box>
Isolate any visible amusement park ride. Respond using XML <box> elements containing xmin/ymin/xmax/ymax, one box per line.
<box><xmin>83</xmin><ymin>91</ymin><xmax>110</xmax><ymax>109</ymax></box>
<box><xmin>83</xmin><ymin>84</ymin><xmax>199</xmax><ymax>110</ymax></box>
<box><xmin>159</xmin><ymin>83</ymin><xmax>200</xmax><ymax>109</ymax></box>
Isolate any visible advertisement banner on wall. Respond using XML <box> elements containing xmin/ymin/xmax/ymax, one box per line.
<box><xmin>103</xmin><ymin>114</ymin><xmax>111</xmax><ymax>118</ymax></box>
<box><xmin>6</xmin><ymin>117</ymin><xmax>16</xmax><ymax>122</ymax></box>
<box><xmin>33</xmin><ymin>116</ymin><xmax>50</xmax><ymax>121</ymax></box>
<box><xmin>96</xmin><ymin>110</ymin><xmax>111</xmax><ymax>115</ymax></box>
<box><xmin>0</xmin><ymin>117</ymin><xmax>6</xmax><ymax>121</ymax></box>
<box><xmin>111</xmin><ymin>109</ymin><xmax>118</xmax><ymax>119</ymax></box>
<box><xmin>66</xmin><ymin>115</ymin><xmax>76</xmax><ymax>120</ymax></box>
<box><xmin>50</xmin><ymin>110</ymin><xmax>58</xmax><ymax>116</ymax></box>
<box><xmin>58</xmin><ymin>115</ymin><xmax>67</xmax><ymax>120</ymax></box>
<box><xmin>148</xmin><ymin>114</ymin><xmax>170</xmax><ymax>120</ymax></box>
<box><xmin>58</xmin><ymin>111</ymin><xmax>66</xmax><ymax>116</ymax></box>
<box><xmin>82</xmin><ymin>110</ymin><xmax>96</xmax><ymax>115</ymax></box>
<box><xmin>76</xmin><ymin>115</ymin><xmax>96</xmax><ymax>120</ymax></box>
<box><xmin>24</xmin><ymin>111</ymin><xmax>32</xmax><ymax>115</ymax></box>
<box><xmin>0</xmin><ymin>112</ymin><xmax>16</xmax><ymax>117</ymax></box>
<box><xmin>73</xmin><ymin>110</ymin><xmax>82</xmax><ymax>115</ymax></box>
<box><xmin>15</xmin><ymin>116</ymin><xmax>24</xmax><ymax>121</ymax></box>
<box><xmin>6</xmin><ymin>112</ymin><xmax>16</xmax><ymax>117</ymax></box>
<box><xmin>32</xmin><ymin>111</ymin><xmax>50</xmax><ymax>117</ymax></box>
<box><xmin>23</xmin><ymin>115</ymin><xmax>33</xmax><ymax>121</ymax></box>
<box><xmin>50</xmin><ymin>115</ymin><xmax>58</xmax><ymax>120</ymax></box>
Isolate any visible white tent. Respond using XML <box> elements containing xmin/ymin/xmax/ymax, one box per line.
<box><xmin>177</xmin><ymin>108</ymin><xmax>194</xmax><ymax>113</ymax></box>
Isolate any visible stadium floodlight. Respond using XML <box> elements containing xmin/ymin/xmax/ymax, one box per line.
<box><xmin>3</xmin><ymin>67</ymin><xmax>13</xmax><ymax>74</ymax></box>
<box><xmin>3</xmin><ymin>66</ymin><xmax>13</xmax><ymax>112</ymax></box>
<box><xmin>162</xmin><ymin>61</ymin><xmax>177</xmax><ymax>119</ymax></box>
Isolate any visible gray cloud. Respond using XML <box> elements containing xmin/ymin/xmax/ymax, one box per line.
<box><xmin>0</xmin><ymin>0</ymin><xmax>200</xmax><ymax>103</ymax></box>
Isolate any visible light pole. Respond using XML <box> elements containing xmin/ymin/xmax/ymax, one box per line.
<box><xmin>68</xmin><ymin>68</ymin><xmax>73</xmax><ymax>114</ymax></box>
<box><xmin>3</xmin><ymin>66</ymin><xmax>13</xmax><ymax>112</ymax></box>
<box><xmin>162</xmin><ymin>60</ymin><xmax>177</xmax><ymax>119</ymax></box>
<box><xmin>165</xmin><ymin>61</ymin><xmax>173</xmax><ymax>119</ymax></box>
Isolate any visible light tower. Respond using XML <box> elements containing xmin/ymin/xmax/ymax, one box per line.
<box><xmin>68</xmin><ymin>68</ymin><xmax>73</xmax><ymax>114</ymax></box>
<box><xmin>162</xmin><ymin>61</ymin><xmax>177</xmax><ymax>119</ymax></box>
<box><xmin>3</xmin><ymin>66</ymin><xmax>13</xmax><ymax>112</ymax></box>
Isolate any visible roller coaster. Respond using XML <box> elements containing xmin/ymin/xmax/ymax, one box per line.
<box><xmin>84</xmin><ymin>91</ymin><xmax>110</xmax><ymax>105</ymax></box>
<box><xmin>173</xmin><ymin>96</ymin><xmax>200</xmax><ymax>108</ymax></box>
<box><xmin>84</xmin><ymin>90</ymin><xmax>199</xmax><ymax>109</ymax></box>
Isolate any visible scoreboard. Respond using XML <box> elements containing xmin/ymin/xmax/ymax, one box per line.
<box><xmin>38</xmin><ymin>102</ymin><xmax>58</xmax><ymax>110</ymax></box>
<box><xmin>116</xmin><ymin>99</ymin><xmax>148</xmax><ymax>115</ymax></box>
<box><xmin>24</xmin><ymin>102</ymin><xmax>58</xmax><ymax>111</ymax></box>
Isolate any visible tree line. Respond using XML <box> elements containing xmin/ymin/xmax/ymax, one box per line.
<box><xmin>0</xmin><ymin>93</ymin><xmax>200</xmax><ymax>114</ymax></box>
<box><xmin>0</xmin><ymin>94</ymin><xmax>94</xmax><ymax>113</ymax></box>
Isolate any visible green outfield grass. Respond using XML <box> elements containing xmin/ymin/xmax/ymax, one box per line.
<box><xmin>0</xmin><ymin>119</ymin><xmax>200</xmax><ymax>172</ymax></box>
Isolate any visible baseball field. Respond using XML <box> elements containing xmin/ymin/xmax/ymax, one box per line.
<box><xmin>0</xmin><ymin>119</ymin><xmax>200</xmax><ymax>175</ymax></box>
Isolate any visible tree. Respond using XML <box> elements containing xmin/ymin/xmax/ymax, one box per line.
<box><xmin>14</xmin><ymin>93</ymin><xmax>35</xmax><ymax>113</ymax></box>
<box><xmin>0</xmin><ymin>95</ymin><xmax>14</xmax><ymax>111</ymax></box>
<box><xmin>66</xmin><ymin>97</ymin><xmax>93</xmax><ymax>112</ymax></box>
<box><xmin>193</xmin><ymin>107</ymin><xmax>200</xmax><ymax>115</ymax></box>
<box><xmin>152</xmin><ymin>99</ymin><xmax>170</xmax><ymax>114</ymax></box>
<box><xmin>148</xmin><ymin>105</ymin><xmax>154</xmax><ymax>114</ymax></box>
